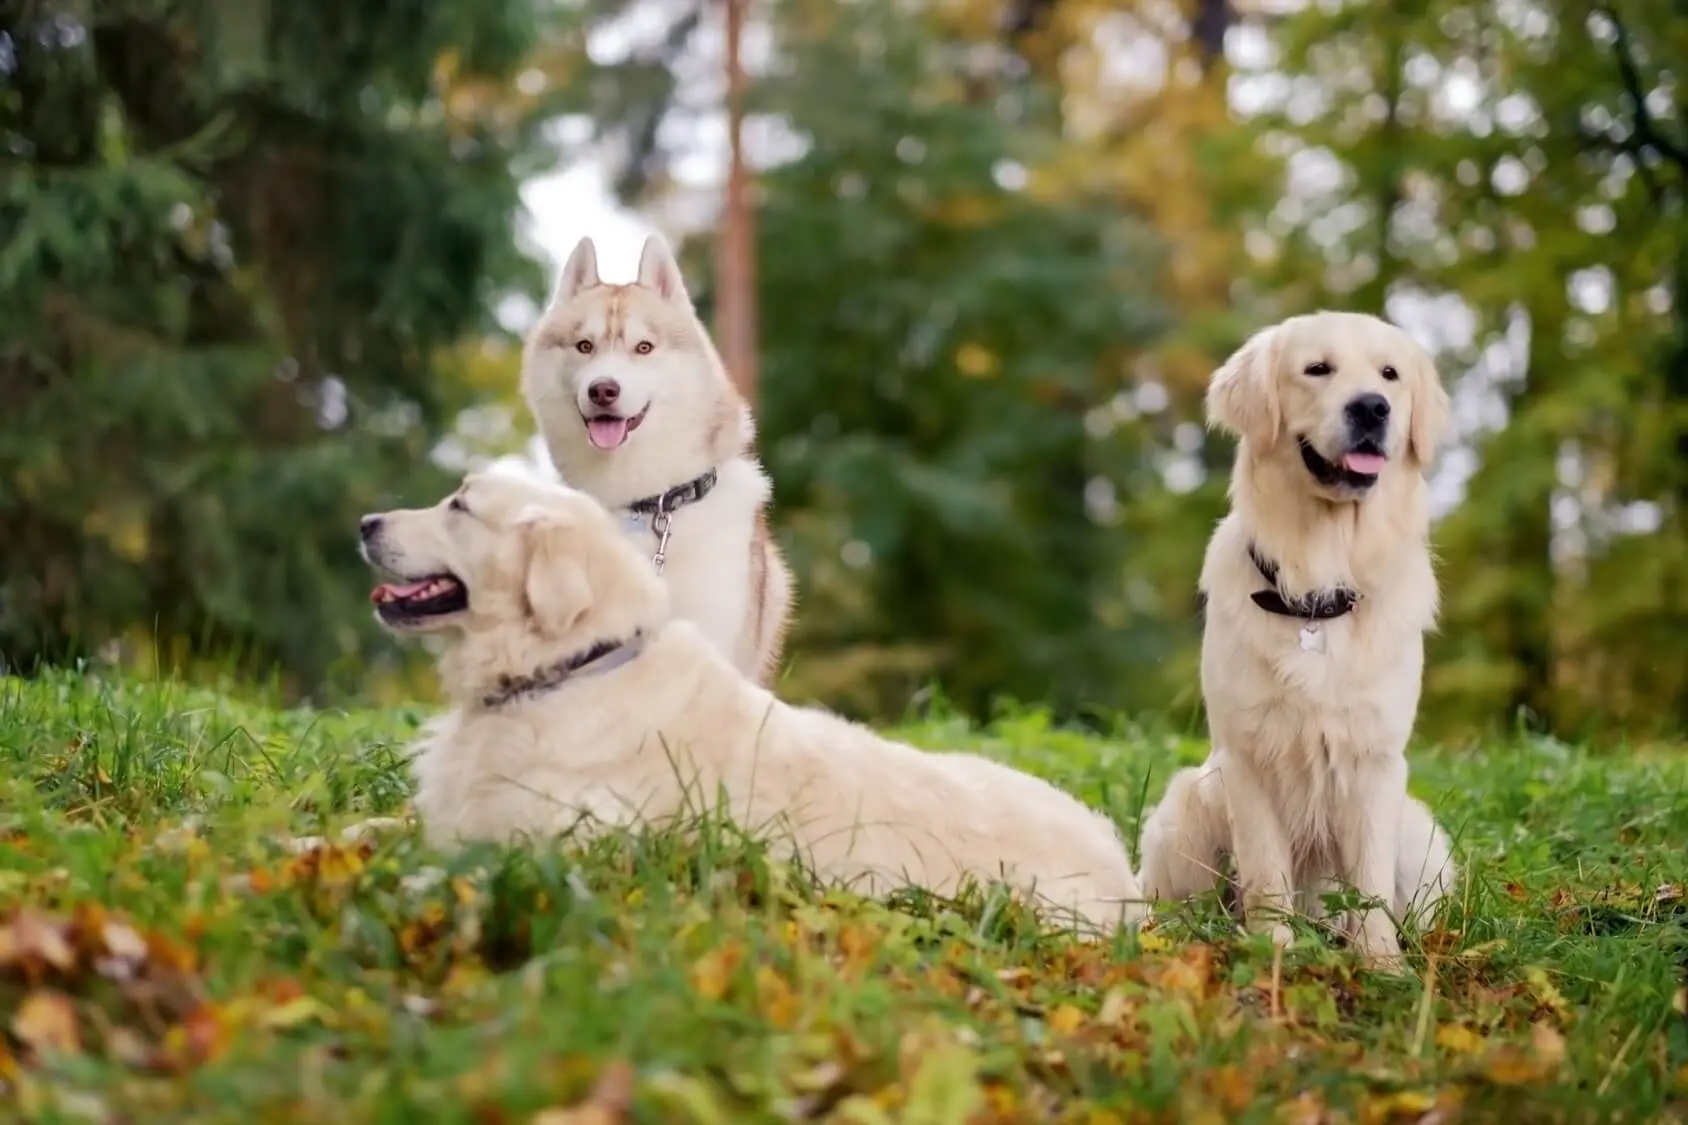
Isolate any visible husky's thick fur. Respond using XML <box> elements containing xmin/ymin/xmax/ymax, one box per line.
<box><xmin>358</xmin><ymin>471</ymin><xmax>1147</xmax><ymax>935</ymax></box>
<box><xmin>1137</xmin><ymin>311</ymin><xmax>1457</xmax><ymax>970</ymax></box>
<box><xmin>520</xmin><ymin>234</ymin><xmax>792</xmax><ymax>685</ymax></box>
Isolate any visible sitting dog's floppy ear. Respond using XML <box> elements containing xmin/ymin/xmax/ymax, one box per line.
<box><xmin>1206</xmin><ymin>326</ymin><xmax>1282</xmax><ymax>453</ymax></box>
<box><xmin>1408</xmin><ymin>351</ymin><xmax>1451</xmax><ymax>467</ymax></box>
<box><xmin>518</xmin><ymin>510</ymin><xmax>592</xmax><ymax>637</ymax></box>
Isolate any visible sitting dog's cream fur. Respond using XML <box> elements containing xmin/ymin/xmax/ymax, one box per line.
<box><xmin>1137</xmin><ymin>311</ymin><xmax>1457</xmax><ymax>969</ymax></box>
<box><xmin>359</xmin><ymin>473</ymin><xmax>1146</xmax><ymax>934</ymax></box>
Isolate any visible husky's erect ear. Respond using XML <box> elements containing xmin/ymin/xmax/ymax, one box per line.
<box><xmin>1206</xmin><ymin>324</ymin><xmax>1283</xmax><ymax>453</ymax></box>
<box><xmin>553</xmin><ymin>237</ymin><xmax>601</xmax><ymax>304</ymax></box>
<box><xmin>1407</xmin><ymin>345</ymin><xmax>1451</xmax><ymax>467</ymax></box>
<box><xmin>518</xmin><ymin>509</ymin><xmax>592</xmax><ymax>637</ymax></box>
<box><xmin>635</xmin><ymin>234</ymin><xmax>689</xmax><ymax>304</ymax></box>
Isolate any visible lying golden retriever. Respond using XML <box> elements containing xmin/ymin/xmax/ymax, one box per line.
<box><xmin>358</xmin><ymin>472</ymin><xmax>1146</xmax><ymax>935</ymax></box>
<box><xmin>1138</xmin><ymin>311</ymin><xmax>1457</xmax><ymax>969</ymax></box>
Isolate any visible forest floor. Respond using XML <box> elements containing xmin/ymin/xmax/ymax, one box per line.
<box><xmin>1</xmin><ymin>671</ymin><xmax>1685</xmax><ymax>1123</ymax></box>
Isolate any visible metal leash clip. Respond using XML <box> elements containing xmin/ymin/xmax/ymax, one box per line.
<box><xmin>650</xmin><ymin>496</ymin><xmax>675</xmax><ymax>575</ymax></box>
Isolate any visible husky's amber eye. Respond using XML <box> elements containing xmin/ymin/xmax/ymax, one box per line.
<box><xmin>634</xmin><ymin>341</ymin><xmax>654</xmax><ymax>355</ymax></box>
<box><xmin>574</xmin><ymin>340</ymin><xmax>594</xmax><ymax>355</ymax></box>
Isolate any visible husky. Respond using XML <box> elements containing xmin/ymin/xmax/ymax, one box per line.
<box><xmin>519</xmin><ymin>234</ymin><xmax>793</xmax><ymax>685</ymax></box>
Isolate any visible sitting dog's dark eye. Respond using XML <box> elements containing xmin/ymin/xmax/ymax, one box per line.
<box><xmin>1381</xmin><ymin>365</ymin><xmax>1399</xmax><ymax>381</ymax></box>
<box><xmin>1304</xmin><ymin>361</ymin><xmax>1333</xmax><ymax>377</ymax></box>
<box><xmin>448</xmin><ymin>497</ymin><xmax>467</xmax><ymax>513</ymax></box>
<box><xmin>634</xmin><ymin>341</ymin><xmax>654</xmax><ymax>355</ymax></box>
<box><xmin>574</xmin><ymin>340</ymin><xmax>594</xmax><ymax>355</ymax></box>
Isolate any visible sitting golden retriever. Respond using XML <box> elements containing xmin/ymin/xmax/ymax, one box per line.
<box><xmin>358</xmin><ymin>472</ymin><xmax>1146</xmax><ymax>935</ymax></box>
<box><xmin>1137</xmin><ymin>311</ymin><xmax>1457</xmax><ymax>969</ymax></box>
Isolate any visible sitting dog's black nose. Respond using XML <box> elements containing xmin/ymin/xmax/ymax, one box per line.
<box><xmin>359</xmin><ymin>515</ymin><xmax>382</xmax><ymax>541</ymax></box>
<box><xmin>1346</xmin><ymin>392</ymin><xmax>1391</xmax><ymax>427</ymax></box>
<box><xmin>587</xmin><ymin>379</ymin><xmax>621</xmax><ymax>409</ymax></box>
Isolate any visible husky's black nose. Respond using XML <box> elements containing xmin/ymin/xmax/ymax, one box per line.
<box><xmin>1345</xmin><ymin>392</ymin><xmax>1390</xmax><ymax>433</ymax></box>
<box><xmin>587</xmin><ymin>379</ymin><xmax>621</xmax><ymax>409</ymax></box>
<box><xmin>359</xmin><ymin>515</ymin><xmax>382</xmax><ymax>542</ymax></box>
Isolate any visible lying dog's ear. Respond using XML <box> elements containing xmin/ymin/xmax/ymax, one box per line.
<box><xmin>553</xmin><ymin>237</ymin><xmax>601</xmax><ymax>303</ymax></box>
<box><xmin>1408</xmin><ymin>351</ymin><xmax>1451</xmax><ymax>467</ymax></box>
<box><xmin>1206</xmin><ymin>325</ymin><xmax>1282</xmax><ymax>452</ymax></box>
<box><xmin>518</xmin><ymin>510</ymin><xmax>592</xmax><ymax>637</ymax></box>
<box><xmin>636</xmin><ymin>234</ymin><xmax>689</xmax><ymax>304</ymax></box>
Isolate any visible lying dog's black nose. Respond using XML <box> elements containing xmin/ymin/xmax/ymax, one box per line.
<box><xmin>1346</xmin><ymin>393</ymin><xmax>1391</xmax><ymax>428</ymax></box>
<box><xmin>359</xmin><ymin>515</ymin><xmax>382</xmax><ymax>541</ymax></box>
<box><xmin>587</xmin><ymin>379</ymin><xmax>620</xmax><ymax>408</ymax></box>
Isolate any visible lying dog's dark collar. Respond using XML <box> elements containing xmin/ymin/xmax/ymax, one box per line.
<box><xmin>1247</xmin><ymin>545</ymin><xmax>1359</xmax><ymax>621</ymax></box>
<box><xmin>479</xmin><ymin>631</ymin><xmax>646</xmax><ymax>709</ymax></box>
<box><xmin>627</xmin><ymin>469</ymin><xmax>718</xmax><ymax>517</ymax></box>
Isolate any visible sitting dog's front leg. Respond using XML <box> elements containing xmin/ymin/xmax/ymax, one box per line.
<box><xmin>1216</xmin><ymin>752</ymin><xmax>1297</xmax><ymax>947</ymax></box>
<box><xmin>1340</xmin><ymin>756</ymin><xmax>1407</xmax><ymax>970</ymax></box>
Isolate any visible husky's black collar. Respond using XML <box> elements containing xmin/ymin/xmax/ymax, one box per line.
<box><xmin>1246</xmin><ymin>545</ymin><xmax>1359</xmax><ymax>621</ymax></box>
<box><xmin>479</xmin><ymin>631</ymin><xmax>646</xmax><ymax>709</ymax></box>
<box><xmin>627</xmin><ymin>469</ymin><xmax>718</xmax><ymax>517</ymax></box>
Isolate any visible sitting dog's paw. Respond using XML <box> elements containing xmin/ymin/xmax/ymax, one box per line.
<box><xmin>1354</xmin><ymin>916</ymin><xmax>1406</xmax><ymax>972</ymax></box>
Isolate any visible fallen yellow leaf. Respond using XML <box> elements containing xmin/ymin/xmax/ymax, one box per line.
<box><xmin>1435</xmin><ymin>1022</ymin><xmax>1484</xmax><ymax>1055</ymax></box>
<box><xmin>1047</xmin><ymin>1003</ymin><xmax>1087</xmax><ymax>1036</ymax></box>
<box><xmin>1136</xmin><ymin>925</ymin><xmax>1173</xmax><ymax>953</ymax></box>
<box><xmin>12</xmin><ymin>989</ymin><xmax>80</xmax><ymax>1055</ymax></box>
<box><xmin>1482</xmin><ymin>1045</ymin><xmax>1552</xmax><ymax>1086</ymax></box>
<box><xmin>1357</xmin><ymin>1088</ymin><xmax>1434</xmax><ymax>1124</ymax></box>
<box><xmin>690</xmin><ymin>945</ymin><xmax>742</xmax><ymax>1002</ymax></box>
<box><xmin>262</xmin><ymin>995</ymin><xmax>335</xmax><ymax>1030</ymax></box>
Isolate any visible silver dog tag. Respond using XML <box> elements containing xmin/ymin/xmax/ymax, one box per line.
<box><xmin>1299</xmin><ymin>624</ymin><xmax>1326</xmax><ymax>653</ymax></box>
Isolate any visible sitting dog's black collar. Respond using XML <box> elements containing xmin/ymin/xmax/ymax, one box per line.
<box><xmin>1247</xmin><ymin>545</ymin><xmax>1359</xmax><ymax>621</ymax></box>
<box><xmin>479</xmin><ymin>631</ymin><xmax>646</xmax><ymax>709</ymax></box>
<box><xmin>627</xmin><ymin>469</ymin><xmax>719</xmax><ymax>517</ymax></box>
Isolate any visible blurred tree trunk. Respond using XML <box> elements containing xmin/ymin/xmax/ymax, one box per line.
<box><xmin>715</xmin><ymin>0</ymin><xmax>759</xmax><ymax>413</ymax></box>
<box><xmin>1191</xmin><ymin>0</ymin><xmax>1232</xmax><ymax>70</ymax></box>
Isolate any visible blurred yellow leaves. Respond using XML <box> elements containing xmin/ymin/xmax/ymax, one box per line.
<box><xmin>955</xmin><ymin>342</ymin><xmax>1000</xmax><ymax>379</ymax></box>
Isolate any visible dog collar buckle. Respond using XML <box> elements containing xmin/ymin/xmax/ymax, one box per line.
<box><xmin>626</xmin><ymin>468</ymin><xmax>719</xmax><ymax>575</ymax></box>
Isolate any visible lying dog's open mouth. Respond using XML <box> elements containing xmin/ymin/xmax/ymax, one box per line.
<box><xmin>370</xmin><ymin>574</ymin><xmax>469</xmax><ymax>623</ymax></box>
<box><xmin>581</xmin><ymin>403</ymin><xmax>650</xmax><ymax>451</ymax></box>
<box><xmin>1299</xmin><ymin>437</ymin><xmax>1387</xmax><ymax>490</ymax></box>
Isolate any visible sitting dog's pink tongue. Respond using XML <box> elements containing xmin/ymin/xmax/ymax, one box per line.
<box><xmin>1342</xmin><ymin>451</ymin><xmax>1387</xmax><ymax>474</ymax></box>
<box><xmin>587</xmin><ymin>416</ymin><xmax>631</xmax><ymax>450</ymax></box>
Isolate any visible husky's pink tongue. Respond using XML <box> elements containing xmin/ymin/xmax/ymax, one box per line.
<box><xmin>587</xmin><ymin>416</ymin><xmax>631</xmax><ymax>450</ymax></box>
<box><xmin>1342</xmin><ymin>451</ymin><xmax>1387</xmax><ymax>475</ymax></box>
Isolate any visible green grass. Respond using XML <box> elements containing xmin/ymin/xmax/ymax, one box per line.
<box><xmin>1</xmin><ymin>671</ymin><xmax>1685</xmax><ymax>1123</ymax></box>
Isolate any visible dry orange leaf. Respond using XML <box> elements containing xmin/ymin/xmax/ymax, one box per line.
<box><xmin>755</xmin><ymin>964</ymin><xmax>800</xmax><ymax>1029</ymax></box>
<box><xmin>12</xmin><ymin>989</ymin><xmax>80</xmax><ymax>1055</ymax></box>
<box><xmin>0</xmin><ymin>910</ymin><xmax>76</xmax><ymax>975</ymax></box>
<box><xmin>689</xmin><ymin>945</ymin><xmax>742</xmax><ymax>1002</ymax></box>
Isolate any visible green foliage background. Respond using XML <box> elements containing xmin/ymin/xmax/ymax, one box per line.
<box><xmin>4</xmin><ymin>0</ymin><xmax>1686</xmax><ymax>742</ymax></box>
